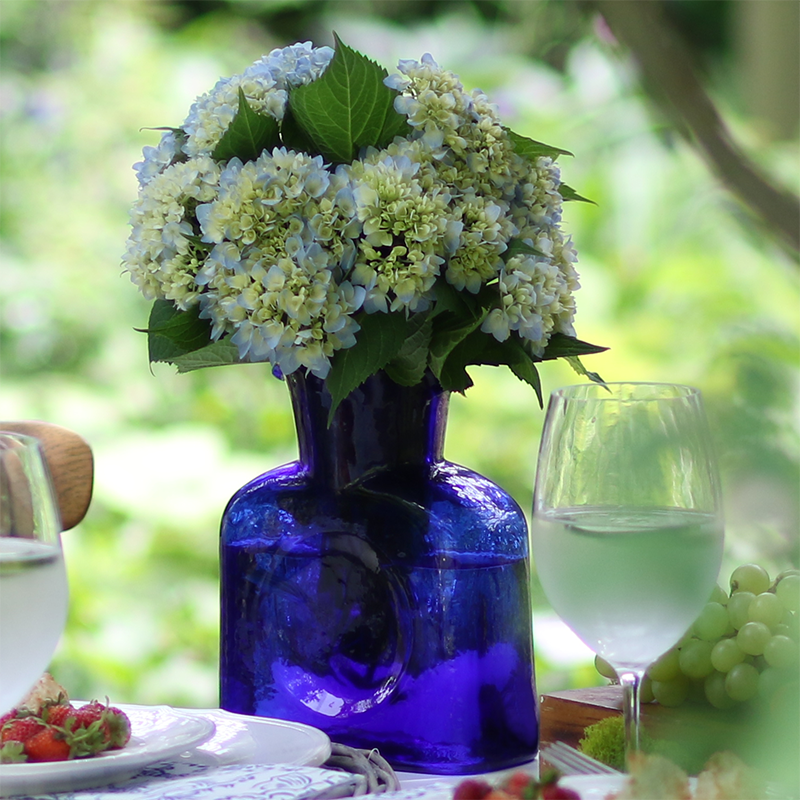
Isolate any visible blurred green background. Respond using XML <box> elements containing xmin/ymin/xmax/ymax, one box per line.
<box><xmin>1</xmin><ymin>0</ymin><xmax>797</xmax><ymax>708</ymax></box>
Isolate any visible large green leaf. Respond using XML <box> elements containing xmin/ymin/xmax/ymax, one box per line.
<box><xmin>384</xmin><ymin>312</ymin><xmax>433</xmax><ymax>386</ymax></box>
<box><xmin>326</xmin><ymin>311</ymin><xmax>412</xmax><ymax>422</ymax></box>
<box><xmin>437</xmin><ymin>330</ymin><xmax>543</xmax><ymax>404</ymax></box>
<box><xmin>140</xmin><ymin>300</ymin><xmax>214</xmax><ymax>363</ymax></box>
<box><xmin>173</xmin><ymin>340</ymin><xmax>241</xmax><ymax>372</ymax></box>
<box><xmin>541</xmin><ymin>332</ymin><xmax>608</xmax><ymax>360</ymax></box>
<box><xmin>559</xmin><ymin>183</ymin><xmax>596</xmax><ymax>205</ymax></box>
<box><xmin>212</xmin><ymin>88</ymin><xmax>280</xmax><ymax>163</ymax></box>
<box><xmin>506</xmin><ymin>129</ymin><xmax>573</xmax><ymax>161</ymax></box>
<box><xmin>288</xmin><ymin>34</ymin><xmax>410</xmax><ymax>164</ymax></box>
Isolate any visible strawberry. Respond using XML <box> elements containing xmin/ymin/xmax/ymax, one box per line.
<box><xmin>453</xmin><ymin>779</ymin><xmax>494</xmax><ymax>800</ymax></box>
<box><xmin>1</xmin><ymin>716</ymin><xmax>43</xmax><ymax>744</ymax></box>
<box><xmin>541</xmin><ymin>783</ymin><xmax>580</xmax><ymax>800</ymax></box>
<box><xmin>0</xmin><ymin>710</ymin><xmax>17</xmax><ymax>730</ymax></box>
<box><xmin>503</xmin><ymin>771</ymin><xmax>537</xmax><ymax>798</ymax></box>
<box><xmin>24</xmin><ymin>727</ymin><xmax>72</xmax><ymax>762</ymax></box>
<box><xmin>105</xmin><ymin>706</ymin><xmax>132</xmax><ymax>749</ymax></box>
<box><xmin>43</xmin><ymin>703</ymin><xmax>77</xmax><ymax>731</ymax></box>
<box><xmin>72</xmin><ymin>702</ymin><xmax>113</xmax><ymax>755</ymax></box>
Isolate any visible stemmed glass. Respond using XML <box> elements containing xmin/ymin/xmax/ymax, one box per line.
<box><xmin>531</xmin><ymin>383</ymin><xmax>724</xmax><ymax>763</ymax></box>
<box><xmin>0</xmin><ymin>432</ymin><xmax>69</xmax><ymax>714</ymax></box>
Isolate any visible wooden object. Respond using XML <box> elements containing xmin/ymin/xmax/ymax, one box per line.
<box><xmin>539</xmin><ymin>686</ymin><xmax>623</xmax><ymax>750</ymax></box>
<box><xmin>539</xmin><ymin>686</ymin><xmax>768</xmax><ymax>774</ymax></box>
<box><xmin>0</xmin><ymin>421</ymin><xmax>93</xmax><ymax>530</ymax></box>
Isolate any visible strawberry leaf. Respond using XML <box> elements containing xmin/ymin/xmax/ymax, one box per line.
<box><xmin>288</xmin><ymin>33</ymin><xmax>410</xmax><ymax>164</ymax></box>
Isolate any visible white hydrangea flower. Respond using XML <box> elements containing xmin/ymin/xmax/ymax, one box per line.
<box><xmin>132</xmin><ymin>130</ymin><xmax>182</xmax><ymax>187</ymax></box>
<box><xmin>183</xmin><ymin>43</ymin><xmax>333</xmax><ymax>158</ymax></box>
<box><xmin>125</xmin><ymin>42</ymin><xmax>585</xmax><ymax>377</ymax></box>
<box><xmin>481</xmin><ymin>252</ymin><xmax>575</xmax><ymax>356</ymax></box>
<box><xmin>446</xmin><ymin>194</ymin><xmax>515</xmax><ymax>293</ymax></box>
<box><xmin>123</xmin><ymin>156</ymin><xmax>221</xmax><ymax>309</ymax></box>
<box><xmin>341</xmin><ymin>151</ymin><xmax>457</xmax><ymax>312</ymax></box>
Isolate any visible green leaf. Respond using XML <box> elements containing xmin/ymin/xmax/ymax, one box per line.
<box><xmin>437</xmin><ymin>330</ymin><xmax>543</xmax><ymax>405</ymax></box>
<box><xmin>140</xmin><ymin>300</ymin><xmax>214</xmax><ymax>363</ymax></box>
<box><xmin>326</xmin><ymin>311</ymin><xmax>411</xmax><ymax>422</ymax></box>
<box><xmin>172</xmin><ymin>340</ymin><xmax>241</xmax><ymax>372</ymax></box>
<box><xmin>559</xmin><ymin>183</ymin><xmax>596</xmax><ymax>204</ymax></box>
<box><xmin>384</xmin><ymin>313</ymin><xmax>433</xmax><ymax>386</ymax></box>
<box><xmin>502</xmin><ymin>238</ymin><xmax>548</xmax><ymax>261</ymax></box>
<box><xmin>279</xmin><ymin>105</ymin><xmax>316</xmax><ymax>154</ymax></box>
<box><xmin>541</xmin><ymin>332</ymin><xmax>608</xmax><ymax>360</ymax></box>
<box><xmin>507</xmin><ymin>129</ymin><xmax>573</xmax><ymax>160</ymax></box>
<box><xmin>212</xmin><ymin>88</ymin><xmax>280</xmax><ymax>163</ymax></box>
<box><xmin>566</xmin><ymin>356</ymin><xmax>608</xmax><ymax>388</ymax></box>
<box><xmin>288</xmin><ymin>33</ymin><xmax>410</xmax><ymax>164</ymax></box>
<box><xmin>429</xmin><ymin>311</ymin><xmax>484</xmax><ymax>382</ymax></box>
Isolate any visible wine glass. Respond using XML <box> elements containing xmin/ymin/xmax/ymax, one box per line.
<box><xmin>0</xmin><ymin>432</ymin><xmax>69</xmax><ymax>714</ymax></box>
<box><xmin>531</xmin><ymin>383</ymin><xmax>724</xmax><ymax>762</ymax></box>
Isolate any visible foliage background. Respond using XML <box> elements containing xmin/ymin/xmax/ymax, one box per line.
<box><xmin>1</xmin><ymin>0</ymin><xmax>798</xmax><ymax>708</ymax></box>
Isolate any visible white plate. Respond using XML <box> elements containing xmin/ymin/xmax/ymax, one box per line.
<box><xmin>177</xmin><ymin>708</ymin><xmax>331</xmax><ymax>767</ymax></box>
<box><xmin>0</xmin><ymin>703</ymin><xmax>215</xmax><ymax>796</ymax></box>
<box><xmin>560</xmin><ymin>774</ymin><xmax>703</xmax><ymax>799</ymax></box>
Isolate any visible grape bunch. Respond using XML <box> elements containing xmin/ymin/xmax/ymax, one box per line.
<box><xmin>595</xmin><ymin>564</ymin><xmax>800</xmax><ymax>710</ymax></box>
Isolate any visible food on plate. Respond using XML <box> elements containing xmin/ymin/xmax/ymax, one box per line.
<box><xmin>0</xmin><ymin>674</ymin><xmax>131</xmax><ymax>763</ymax></box>
<box><xmin>606</xmin><ymin>751</ymin><xmax>765</xmax><ymax>800</ymax></box>
<box><xmin>453</xmin><ymin>770</ymin><xmax>580</xmax><ymax>800</ymax></box>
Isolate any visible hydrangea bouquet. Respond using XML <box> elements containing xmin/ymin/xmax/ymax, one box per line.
<box><xmin>124</xmin><ymin>37</ymin><xmax>604</xmax><ymax>415</ymax></box>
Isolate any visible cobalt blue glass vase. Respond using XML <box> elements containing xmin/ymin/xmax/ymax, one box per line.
<box><xmin>219</xmin><ymin>369</ymin><xmax>538</xmax><ymax>774</ymax></box>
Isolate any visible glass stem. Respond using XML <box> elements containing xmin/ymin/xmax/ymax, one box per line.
<box><xmin>618</xmin><ymin>668</ymin><xmax>645</xmax><ymax>766</ymax></box>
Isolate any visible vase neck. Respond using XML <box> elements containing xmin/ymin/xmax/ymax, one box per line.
<box><xmin>287</xmin><ymin>370</ymin><xmax>448</xmax><ymax>489</ymax></box>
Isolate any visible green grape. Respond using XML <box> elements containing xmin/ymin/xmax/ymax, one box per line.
<box><xmin>709</xmin><ymin>583</ymin><xmax>728</xmax><ymax>606</ymax></box>
<box><xmin>776</xmin><ymin>573</ymin><xmax>800</xmax><ymax>615</ymax></box>
<box><xmin>724</xmin><ymin>662</ymin><xmax>760</xmax><ymax>702</ymax></box>
<box><xmin>704</xmin><ymin>671</ymin><xmax>738</xmax><ymax>709</ymax></box>
<box><xmin>640</xmin><ymin>676</ymin><xmax>654</xmax><ymax>704</ymax></box>
<box><xmin>710</xmin><ymin>637</ymin><xmax>746</xmax><ymax>672</ymax></box>
<box><xmin>748</xmin><ymin>591</ymin><xmax>783</xmax><ymax>629</ymax></box>
<box><xmin>678</xmin><ymin>638</ymin><xmax>714</xmax><ymax>679</ymax></box>
<box><xmin>727</xmin><ymin>591</ymin><xmax>755</xmax><ymax>630</ymax></box>
<box><xmin>780</xmin><ymin>610</ymin><xmax>800</xmax><ymax>641</ymax></box>
<box><xmin>594</xmin><ymin>654</ymin><xmax>617</xmax><ymax>680</ymax></box>
<box><xmin>693</xmin><ymin>602</ymin><xmax>729</xmax><ymax>641</ymax></box>
<box><xmin>737</xmin><ymin>621</ymin><xmax>772</xmax><ymax>656</ymax></box>
<box><xmin>730</xmin><ymin>563</ymin><xmax>771</xmax><ymax>595</ymax></box>
<box><xmin>647</xmin><ymin>647</ymin><xmax>681</xmax><ymax>682</ymax></box>
<box><xmin>763</xmin><ymin>634</ymin><xmax>799</xmax><ymax>670</ymax></box>
<box><xmin>652</xmin><ymin>675</ymin><xmax>690</xmax><ymax>707</ymax></box>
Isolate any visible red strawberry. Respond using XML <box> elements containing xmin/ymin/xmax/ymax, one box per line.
<box><xmin>503</xmin><ymin>771</ymin><xmax>537</xmax><ymax>798</ymax></box>
<box><xmin>0</xmin><ymin>710</ymin><xmax>17</xmax><ymax>730</ymax></box>
<box><xmin>541</xmin><ymin>784</ymin><xmax>581</xmax><ymax>800</ymax></box>
<box><xmin>1</xmin><ymin>717</ymin><xmax>43</xmax><ymax>744</ymax></box>
<box><xmin>43</xmin><ymin>703</ymin><xmax>77</xmax><ymax>730</ymax></box>
<box><xmin>24</xmin><ymin>727</ymin><xmax>72</xmax><ymax>762</ymax></box>
<box><xmin>453</xmin><ymin>779</ymin><xmax>494</xmax><ymax>800</ymax></box>
<box><xmin>72</xmin><ymin>702</ymin><xmax>113</xmax><ymax>754</ymax></box>
<box><xmin>104</xmin><ymin>706</ymin><xmax>132</xmax><ymax>749</ymax></box>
